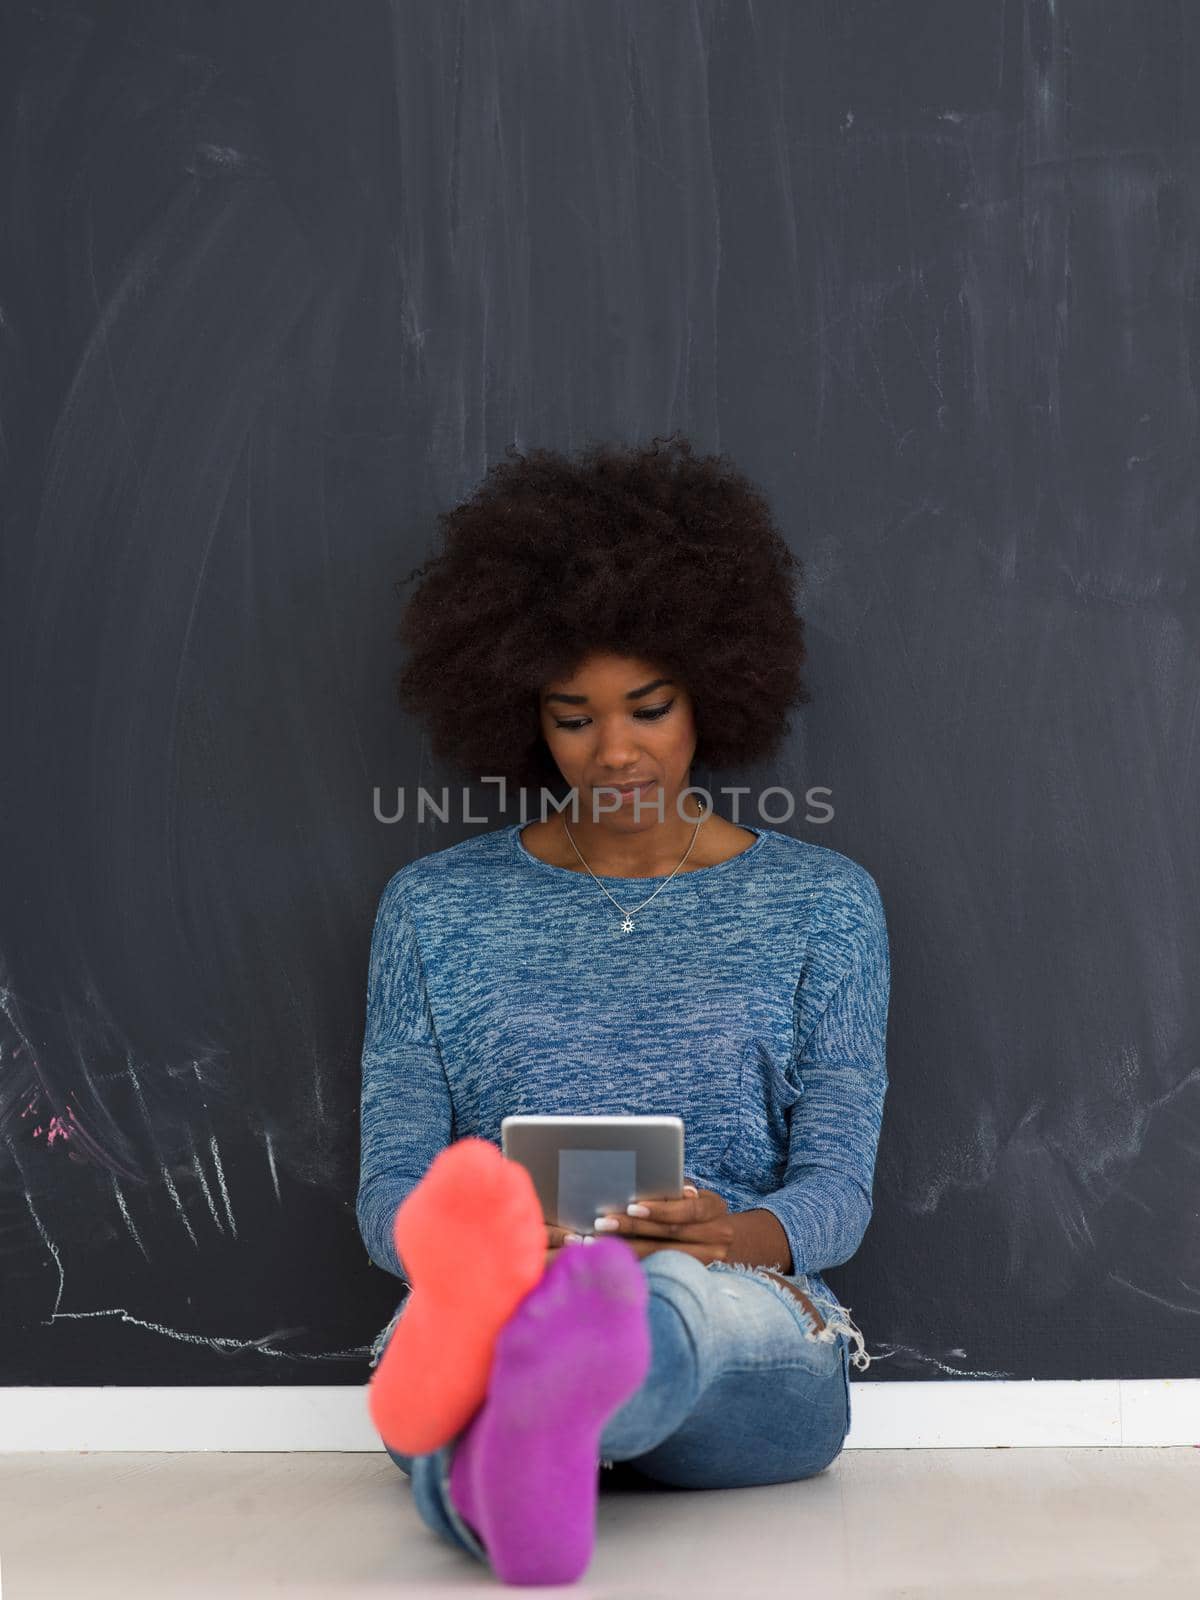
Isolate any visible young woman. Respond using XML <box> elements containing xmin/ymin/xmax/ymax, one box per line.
<box><xmin>357</xmin><ymin>435</ymin><xmax>890</xmax><ymax>1586</ymax></box>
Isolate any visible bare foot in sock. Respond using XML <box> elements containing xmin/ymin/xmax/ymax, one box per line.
<box><xmin>367</xmin><ymin>1137</ymin><xmax>546</xmax><ymax>1456</ymax></box>
<box><xmin>448</xmin><ymin>1236</ymin><xmax>651</xmax><ymax>1586</ymax></box>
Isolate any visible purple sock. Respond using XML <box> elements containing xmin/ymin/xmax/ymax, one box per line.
<box><xmin>448</xmin><ymin>1237</ymin><xmax>651</xmax><ymax>1586</ymax></box>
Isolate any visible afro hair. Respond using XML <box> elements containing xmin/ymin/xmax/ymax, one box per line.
<box><xmin>393</xmin><ymin>433</ymin><xmax>811</xmax><ymax>795</ymax></box>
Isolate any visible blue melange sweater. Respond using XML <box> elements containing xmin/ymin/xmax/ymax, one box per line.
<box><xmin>356</xmin><ymin>821</ymin><xmax>890</xmax><ymax>1312</ymax></box>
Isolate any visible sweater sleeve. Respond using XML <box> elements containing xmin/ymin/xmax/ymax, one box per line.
<box><xmin>756</xmin><ymin>873</ymin><xmax>891</xmax><ymax>1276</ymax></box>
<box><xmin>355</xmin><ymin>870</ymin><xmax>454</xmax><ymax>1283</ymax></box>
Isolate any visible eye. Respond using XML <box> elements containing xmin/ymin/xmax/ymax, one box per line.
<box><xmin>553</xmin><ymin>701</ymin><xmax>674</xmax><ymax>732</ymax></box>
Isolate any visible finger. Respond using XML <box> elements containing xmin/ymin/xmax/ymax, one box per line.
<box><xmin>586</xmin><ymin>1176</ymin><xmax>697</xmax><ymax>1227</ymax></box>
<box><xmin>592</xmin><ymin>1215</ymin><xmax>716</xmax><ymax>1242</ymax></box>
<box><xmin>621</xmin><ymin>1239</ymin><xmax>726</xmax><ymax>1264</ymax></box>
<box><xmin>638</xmin><ymin>1182</ymin><xmax>701</xmax><ymax>1209</ymax></box>
<box><xmin>545</xmin><ymin>1224</ymin><xmax>585</xmax><ymax>1247</ymax></box>
<box><xmin>598</xmin><ymin>1193</ymin><xmax>705</xmax><ymax>1229</ymax></box>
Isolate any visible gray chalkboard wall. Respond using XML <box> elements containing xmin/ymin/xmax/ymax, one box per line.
<box><xmin>2</xmin><ymin>1</ymin><xmax>1196</xmax><ymax>1387</ymax></box>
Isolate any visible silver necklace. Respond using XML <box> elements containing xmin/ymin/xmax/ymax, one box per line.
<box><xmin>562</xmin><ymin>800</ymin><xmax>710</xmax><ymax>932</ymax></box>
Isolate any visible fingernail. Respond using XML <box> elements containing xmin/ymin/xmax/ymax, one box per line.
<box><xmin>593</xmin><ymin>1216</ymin><xmax>619</xmax><ymax>1231</ymax></box>
<box><xmin>683</xmin><ymin>1185</ymin><xmax>698</xmax><ymax>1197</ymax></box>
<box><xmin>626</xmin><ymin>1203</ymin><xmax>650</xmax><ymax>1217</ymax></box>
<box><xmin>564</xmin><ymin>1233</ymin><xmax>583</xmax><ymax>1244</ymax></box>
<box><xmin>581</xmin><ymin>1234</ymin><xmax>596</xmax><ymax>1245</ymax></box>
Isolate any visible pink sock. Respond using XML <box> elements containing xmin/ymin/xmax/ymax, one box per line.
<box><xmin>367</xmin><ymin>1137</ymin><xmax>546</xmax><ymax>1456</ymax></box>
<box><xmin>448</xmin><ymin>1237</ymin><xmax>651</xmax><ymax>1586</ymax></box>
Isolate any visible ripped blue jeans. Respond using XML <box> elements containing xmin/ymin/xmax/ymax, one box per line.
<box><xmin>368</xmin><ymin>1250</ymin><xmax>870</xmax><ymax>1565</ymax></box>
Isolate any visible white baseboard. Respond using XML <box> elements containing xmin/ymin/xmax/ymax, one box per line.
<box><xmin>2</xmin><ymin>1380</ymin><xmax>1197</xmax><ymax>1451</ymax></box>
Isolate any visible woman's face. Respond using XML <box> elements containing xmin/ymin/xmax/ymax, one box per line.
<box><xmin>537</xmin><ymin>652</ymin><xmax>699</xmax><ymax>827</ymax></box>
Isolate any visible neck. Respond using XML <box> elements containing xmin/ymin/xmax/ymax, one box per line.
<box><xmin>560</xmin><ymin>796</ymin><xmax>707</xmax><ymax>877</ymax></box>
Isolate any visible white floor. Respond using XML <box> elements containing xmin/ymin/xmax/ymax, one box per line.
<box><xmin>1</xmin><ymin>1447</ymin><xmax>1197</xmax><ymax>1596</ymax></box>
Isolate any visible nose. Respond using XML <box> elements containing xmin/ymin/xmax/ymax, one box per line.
<box><xmin>592</xmin><ymin>723</ymin><xmax>644</xmax><ymax>771</ymax></box>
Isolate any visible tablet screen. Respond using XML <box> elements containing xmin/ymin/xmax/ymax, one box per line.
<box><xmin>558</xmin><ymin>1146</ymin><xmax>637</xmax><ymax>1232</ymax></box>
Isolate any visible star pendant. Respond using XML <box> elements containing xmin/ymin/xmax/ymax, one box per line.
<box><xmin>621</xmin><ymin>917</ymin><xmax>635</xmax><ymax>933</ymax></box>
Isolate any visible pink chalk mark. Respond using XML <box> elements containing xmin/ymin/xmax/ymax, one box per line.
<box><xmin>24</xmin><ymin>1091</ymin><xmax>76</xmax><ymax>1146</ymax></box>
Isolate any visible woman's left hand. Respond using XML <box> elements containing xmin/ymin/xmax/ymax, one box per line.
<box><xmin>585</xmin><ymin>1182</ymin><xmax>734</xmax><ymax>1265</ymax></box>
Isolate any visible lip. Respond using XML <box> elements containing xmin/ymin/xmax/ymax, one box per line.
<box><xmin>600</xmin><ymin>779</ymin><xmax>657</xmax><ymax>803</ymax></box>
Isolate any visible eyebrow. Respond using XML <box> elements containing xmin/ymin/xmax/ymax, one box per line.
<box><xmin>543</xmin><ymin>677</ymin><xmax>675</xmax><ymax>706</ymax></box>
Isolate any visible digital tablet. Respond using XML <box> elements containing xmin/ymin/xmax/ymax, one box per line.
<box><xmin>500</xmin><ymin>1114</ymin><xmax>684</xmax><ymax>1236</ymax></box>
